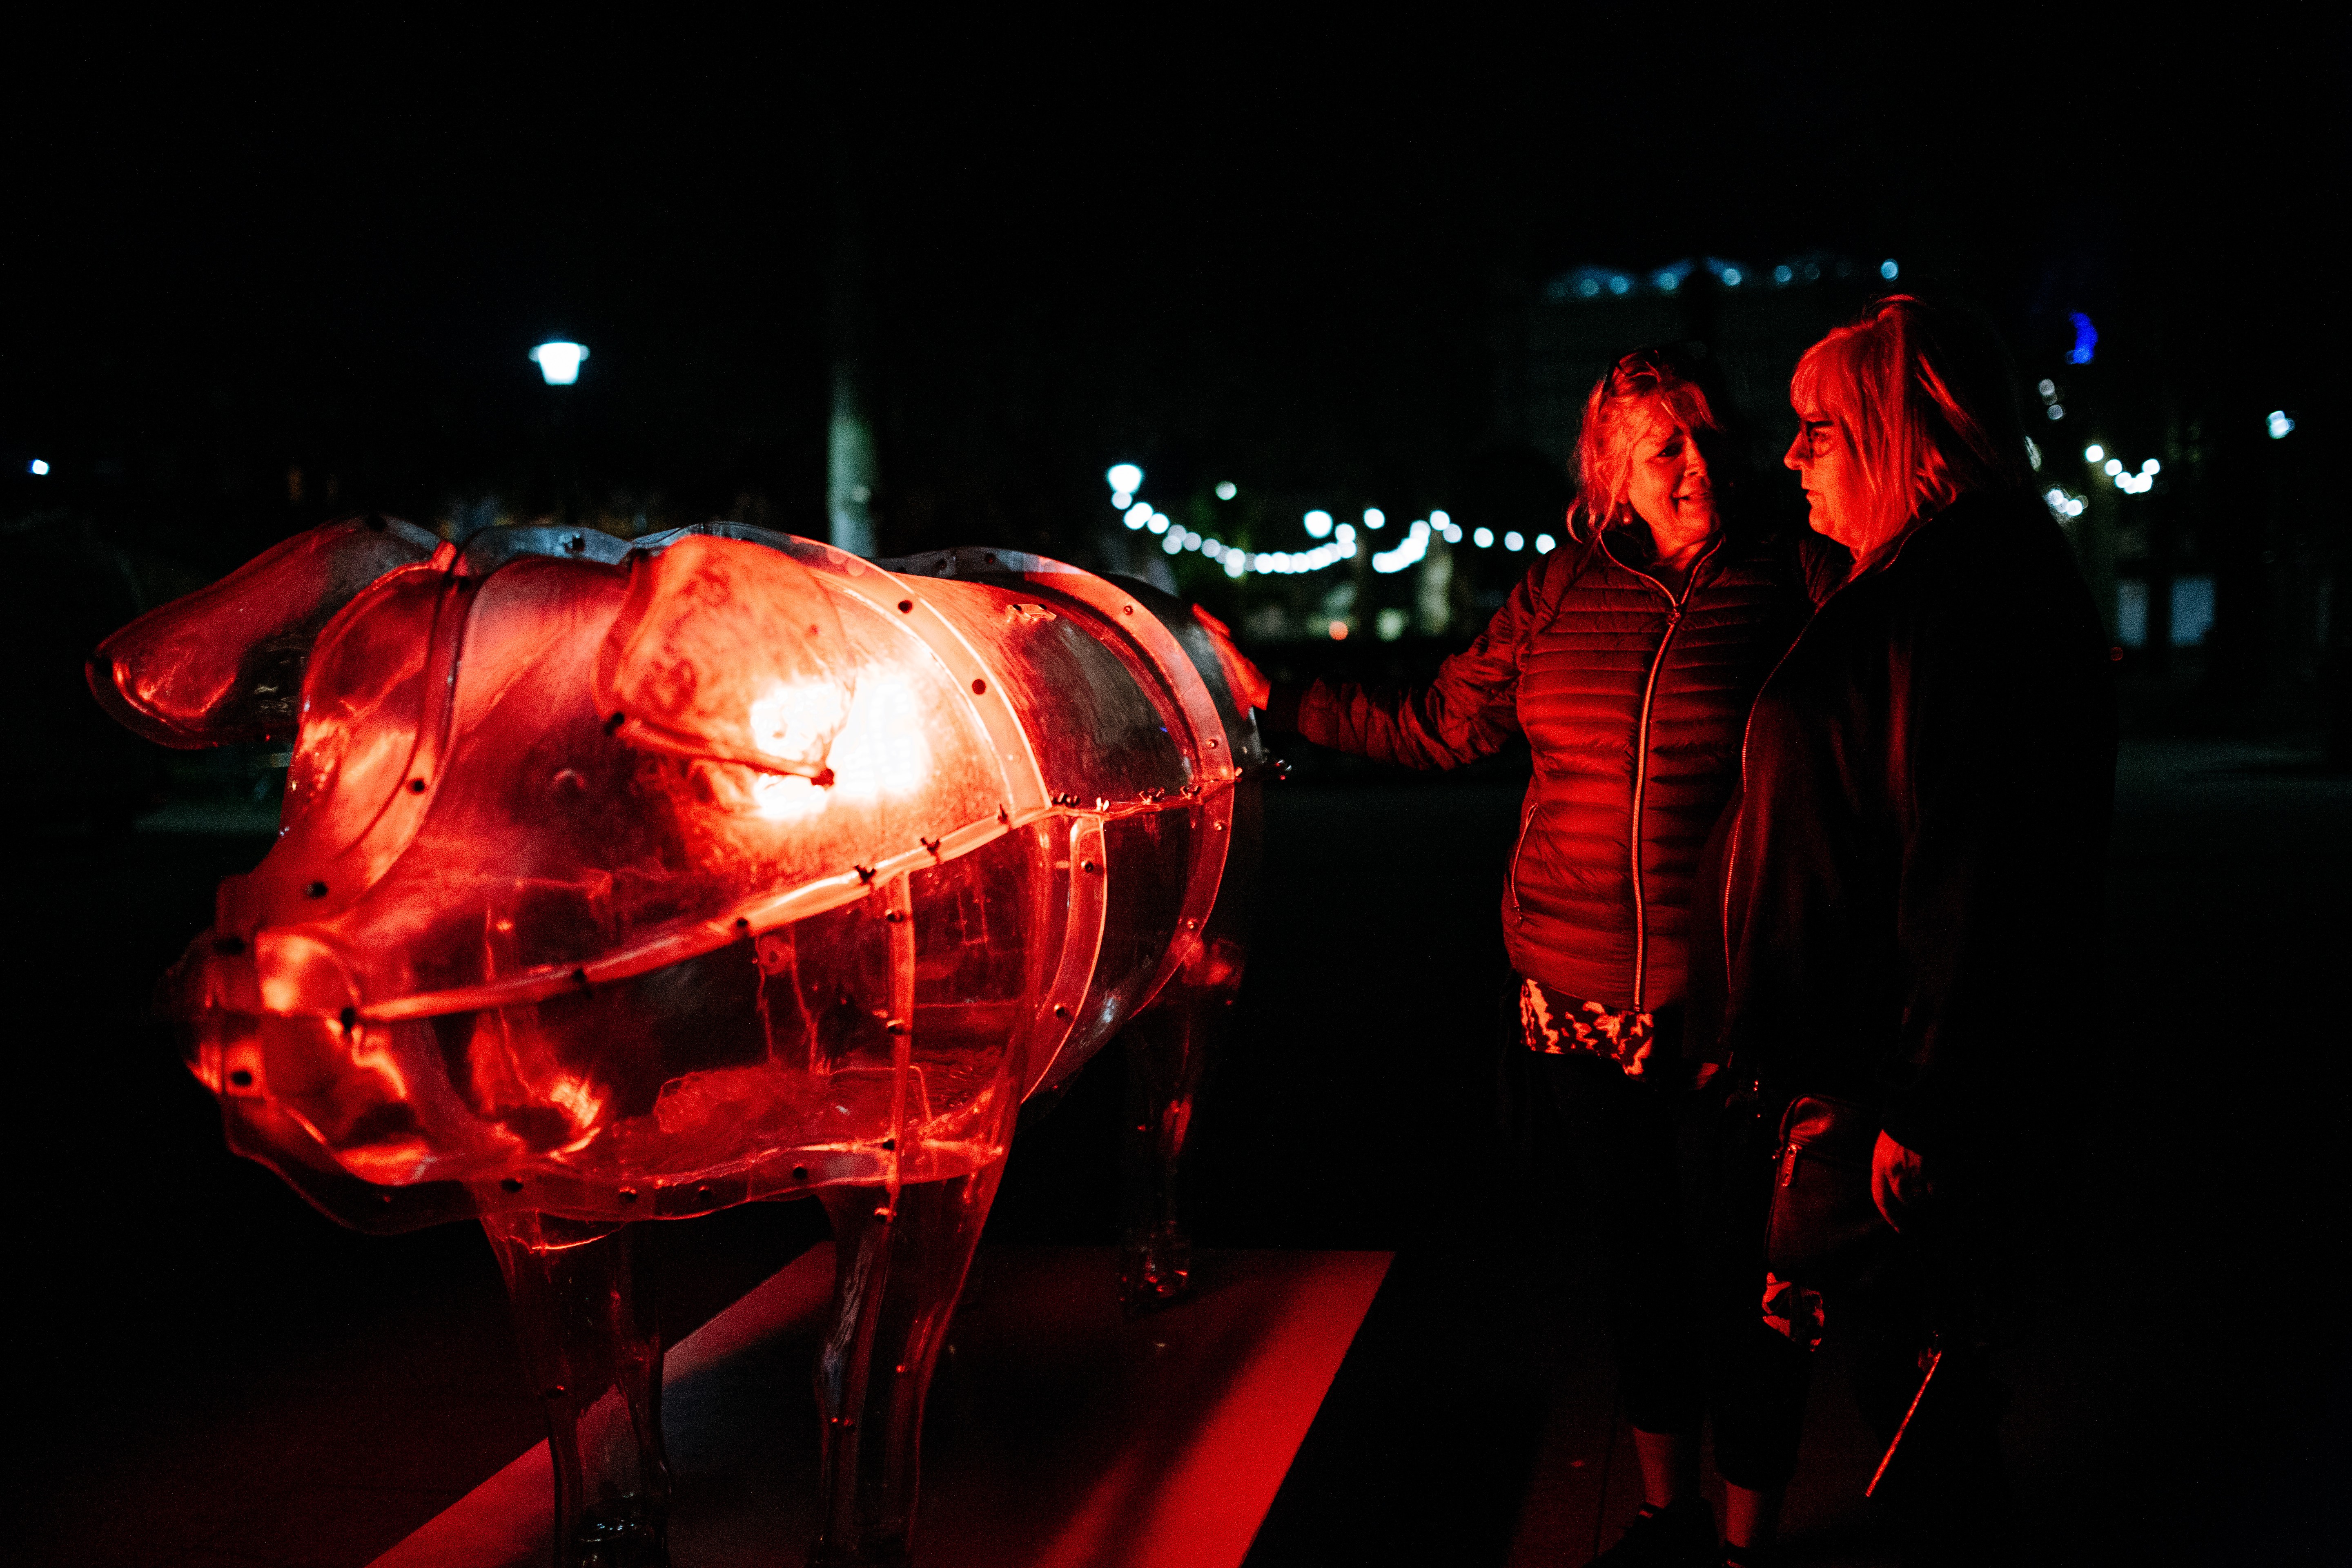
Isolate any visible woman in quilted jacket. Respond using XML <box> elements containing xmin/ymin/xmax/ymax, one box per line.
<box><xmin>1263</xmin><ymin>347</ymin><xmax>1833</xmax><ymax>1568</ymax></box>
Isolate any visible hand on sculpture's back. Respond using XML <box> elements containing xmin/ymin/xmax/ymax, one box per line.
<box><xmin>1191</xmin><ymin>605</ymin><xmax>1270</xmax><ymax>714</ymax></box>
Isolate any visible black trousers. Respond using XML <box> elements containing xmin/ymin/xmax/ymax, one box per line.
<box><xmin>1532</xmin><ymin>1050</ymin><xmax>1812</xmax><ymax>1490</ymax></box>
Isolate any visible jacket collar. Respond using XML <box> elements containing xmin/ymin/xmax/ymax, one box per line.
<box><xmin>1600</xmin><ymin>519</ymin><xmax>1731</xmax><ymax>594</ymax></box>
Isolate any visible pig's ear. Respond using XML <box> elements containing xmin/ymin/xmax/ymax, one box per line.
<box><xmin>592</xmin><ymin>535</ymin><xmax>857</xmax><ymax>780</ymax></box>
<box><xmin>89</xmin><ymin>515</ymin><xmax>448</xmax><ymax>748</ymax></box>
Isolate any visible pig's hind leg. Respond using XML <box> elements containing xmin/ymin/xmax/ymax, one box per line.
<box><xmin>1118</xmin><ymin>931</ymin><xmax>1247</xmax><ymax>1314</ymax></box>
<box><xmin>483</xmin><ymin>1215</ymin><xmax>671</xmax><ymax>1568</ymax></box>
<box><xmin>810</xmin><ymin>1160</ymin><xmax>1006</xmax><ymax>1568</ymax></box>
<box><xmin>1118</xmin><ymin>775</ymin><xmax>1261</xmax><ymax>1315</ymax></box>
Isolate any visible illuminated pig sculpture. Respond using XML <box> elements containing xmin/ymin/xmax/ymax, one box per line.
<box><xmin>90</xmin><ymin>515</ymin><xmax>1266</xmax><ymax>1568</ymax></box>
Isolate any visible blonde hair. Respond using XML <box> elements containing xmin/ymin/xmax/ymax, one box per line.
<box><xmin>1790</xmin><ymin>295</ymin><xmax>2033</xmax><ymax>554</ymax></box>
<box><xmin>1569</xmin><ymin>346</ymin><xmax>1722</xmax><ymax>541</ymax></box>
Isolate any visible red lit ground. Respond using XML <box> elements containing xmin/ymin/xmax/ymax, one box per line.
<box><xmin>375</xmin><ymin>1247</ymin><xmax>1388</xmax><ymax>1567</ymax></box>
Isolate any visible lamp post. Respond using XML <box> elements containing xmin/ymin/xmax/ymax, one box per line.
<box><xmin>527</xmin><ymin>341</ymin><xmax>590</xmax><ymax>526</ymax></box>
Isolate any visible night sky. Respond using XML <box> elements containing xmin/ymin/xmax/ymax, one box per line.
<box><xmin>6</xmin><ymin>21</ymin><xmax>2322</xmax><ymax>574</ymax></box>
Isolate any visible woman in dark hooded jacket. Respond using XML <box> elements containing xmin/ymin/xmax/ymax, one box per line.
<box><xmin>1710</xmin><ymin>295</ymin><xmax>2114</xmax><ymax>1563</ymax></box>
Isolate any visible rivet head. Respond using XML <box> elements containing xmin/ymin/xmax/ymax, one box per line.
<box><xmin>971</xmin><ymin>678</ymin><xmax>987</xmax><ymax>694</ymax></box>
<box><xmin>306</xmin><ymin>881</ymin><xmax>328</xmax><ymax>899</ymax></box>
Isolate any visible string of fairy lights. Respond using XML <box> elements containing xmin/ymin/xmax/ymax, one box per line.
<box><xmin>1104</xmin><ymin>465</ymin><xmax>1557</xmax><ymax>579</ymax></box>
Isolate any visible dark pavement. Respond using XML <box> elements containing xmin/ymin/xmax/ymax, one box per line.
<box><xmin>11</xmin><ymin>738</ymin><xmax>2345</xmax><ymax>1566</ymax></box>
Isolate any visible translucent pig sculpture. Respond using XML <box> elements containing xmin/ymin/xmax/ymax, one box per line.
<box><xmin>88</xmin><ymin>515</ymin><xmax>1268</xmax><ymax>1568</ymax></box>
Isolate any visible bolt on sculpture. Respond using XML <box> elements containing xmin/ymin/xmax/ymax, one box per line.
<box><xmin>89</xmin><ymin>516</ymin><xmax>1267</xmax><ymax>1567</ymax></box>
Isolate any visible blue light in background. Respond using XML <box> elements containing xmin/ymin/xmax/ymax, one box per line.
<box><xmin>29</xmin><ymin>459</ymin><xmax>49</xmax><ymax>475</ymax></box>
<box><xmin>2067</xmin><ymin>313</ymin><xmax>2098</xmax><ymax>365</ymax></box>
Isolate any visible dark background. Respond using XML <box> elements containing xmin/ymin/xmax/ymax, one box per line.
<box><xmin>5</xmin><ymin>18</ymin><xmax>2344</xmax><ymax>1567</ymax></box>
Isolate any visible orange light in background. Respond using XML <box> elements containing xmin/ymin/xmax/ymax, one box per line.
<box><xmin>1327</xmin><ymin>621</ymin><xmax>1348</xmax><ymax>641</ymax></box>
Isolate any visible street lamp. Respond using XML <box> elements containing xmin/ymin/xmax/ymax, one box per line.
<box><xmin>530</xmin><ymin>341</ymin><xmax>590</xmax><ymax>386</ymax></box>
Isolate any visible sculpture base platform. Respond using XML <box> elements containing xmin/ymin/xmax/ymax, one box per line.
<box><xmin>372</xmin><ymin>1245</ymin><xmax>1391</xmax><ymax>1568</ymax></box>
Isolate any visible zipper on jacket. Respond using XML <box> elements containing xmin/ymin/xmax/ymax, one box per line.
<box><xmin>1508</xmin><ymin>794</ymin><xmax>1539</xmax><ymax>924</ymax></box>
<box><xmin>1626</xmin><ymin>598</ymin><xmax>1683</xmax><ymax>1009</ymax></box>
<box><xmin>1613</xmin><ymin>530</ymin><xmax>1721</xmax><ymax>1010</ymax></box>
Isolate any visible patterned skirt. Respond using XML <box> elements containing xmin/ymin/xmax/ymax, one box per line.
<box><xmin>1516</xmin><ymin>974</ymin><xmax>1668</xmax><ymax>1081</ymax></box>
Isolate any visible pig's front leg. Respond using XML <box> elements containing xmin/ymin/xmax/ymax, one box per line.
<box><xmin>483</xmin><ymin>1215</ymin><xmax>671</xmax><ymax>1568</ymax></box>
<box><xmin>810</xmin><ymin>1161</ymin><xmax>1006</xmax><ymax>1568</ymax></box>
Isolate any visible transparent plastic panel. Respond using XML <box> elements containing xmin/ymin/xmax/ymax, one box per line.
<box><xmin>276</xmin><ymin>565</ymin><xmax>445</xmax><ymax>853</ymax></box>
<box><xmin>221</xmin><ymin>552</ymin><xmax>1006</xmax><ymax>1007</ymax></box>
<box><xmin>1057</xmin><ymin>809</ymin><xmax>1196</xmax><ymax>1067</ymax></box>
<box><xmin>913</xmin><ymin>578</ymin><xmax>1192</xmax><ymax>806</ymax></box>
<box><xmin>593</xmin><ymin>535</ymin><xmax>856</xmax><ymax>780</ymax></box>
<box><xmin>178</xmin><ymin>804</ymin><xmax>1050</xmax><ymax>1227</ymax></box>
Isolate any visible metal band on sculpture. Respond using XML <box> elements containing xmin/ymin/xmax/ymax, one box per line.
<box><xmin>1025</xmin><ymin>814</ymin><xmax>1111</xmax><ymax>1096</ymax></box>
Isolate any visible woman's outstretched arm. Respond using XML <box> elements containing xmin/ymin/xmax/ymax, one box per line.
<box><xmin>1265</xmin><ymin>549</ymin><xmax>1564</xmax><ymax>770</ymax></box>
